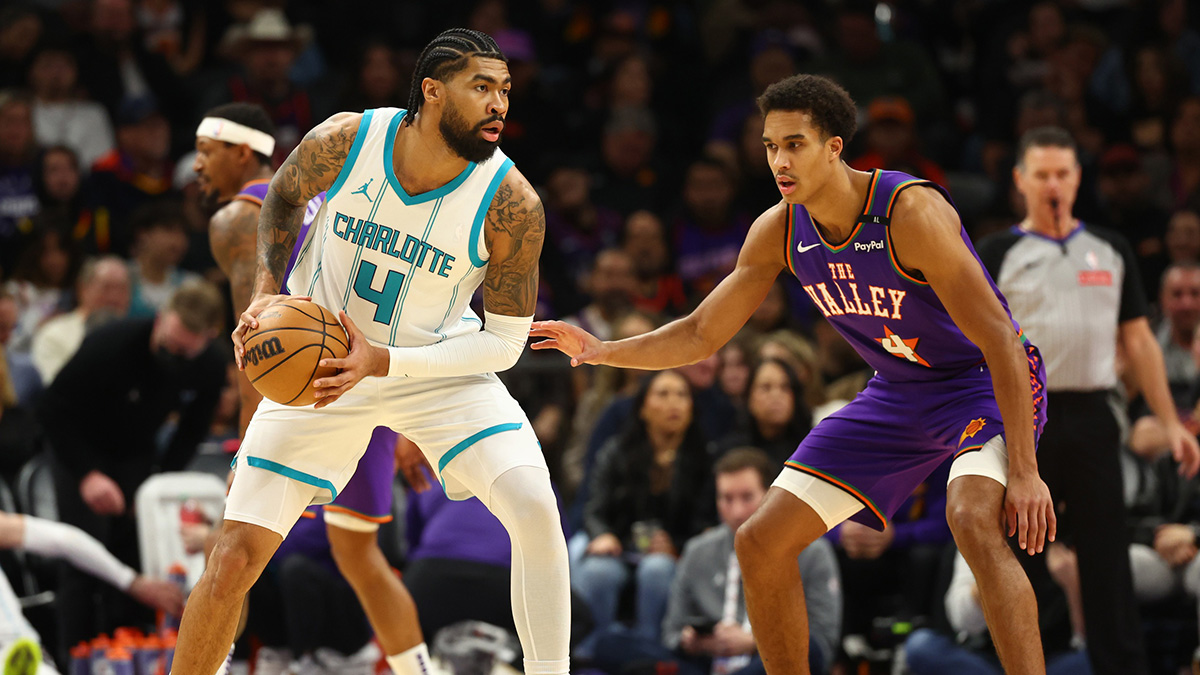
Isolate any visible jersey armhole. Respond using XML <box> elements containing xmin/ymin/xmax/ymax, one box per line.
<box><xmin>325</xmin><ymin>110</ymin><xmax>375</xmax><ymax>201</ymax></box>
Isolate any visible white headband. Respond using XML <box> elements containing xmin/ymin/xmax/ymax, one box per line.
<box><xmin>196</xmin><ymin>117</ymin><xmax>276</xmax><ymax>157</ymax></box>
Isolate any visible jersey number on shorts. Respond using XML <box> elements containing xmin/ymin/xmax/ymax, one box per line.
<box><xmin>353</xmin><ymin>260</ymin><xmax>405</xmax><ymax>324</ymax></box>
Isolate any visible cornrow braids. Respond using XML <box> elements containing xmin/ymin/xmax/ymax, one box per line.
<box><xmin>404</xmin><ymin>28</ymin><xmax>506</xmax><ymax>126</ymax></box>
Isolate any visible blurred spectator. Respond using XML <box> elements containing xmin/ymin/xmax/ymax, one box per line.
<box><xmin>1096</xmin><ymin>144</ymin><xmax>1171</xmax><ymax>290</ymax></box>
<box><xmin>1126</xmin><ymin>46</ymin><xmax>1190</xmax><ymax>154</ymax></box>
<box><xmin>73</xmin><ymin>0</ymin><xmax>184</xmax><ymax>122</ymax></box>
<box><xmin>562</xmin><ymin>312</ymin><xmax>658</xmax><ymax>501</ymax></box>
<box><xmin>0</xmin><ymin>339</ymin><xmax>40</xmax><ymax>485</ymax></box>
<box><xmin>850</xmin><ymin>97</ymin><xmax>946</xmax><ymax>185</ymax></box>
<box><xmin>591</xmin><ymin>106</ymin><xmax>663</xmax><ymax>216</ymax></box>
<box><xmin>0</xmin><ymin>6</ymin><xmax>43</xmax><ymax>90</ymax></box>
<box><xmin>542</xmin><ymin>164</ymin><xmax>623</xmax><ymax>312</ymax></box>
<box><xmin>745</xmin><ymin>279</ymin><xmax>796</xmax><ymax>336</ymax></box>
<box><xmin>1125</xmin><ymin>451</ymin><xmax>1200</xmax><ymax>670</ymax></box>
<box><xmin>564</xmin><ymin>248</ymin><xmax>636</xmax><ymax>342</ymax></box>
<box><xmin>1153</xmin><ymin>263</ymin><xmax>1200</xmax><ymax>406</ymax></box>
<box><xmin>338</xmin><ymin>40</ymin><xmax>411</xmax><ymax>112</ymax></box>
<box><xmin>38</xmin><ymin>279</ymin><xmax>224</xmax><ymax>652</ymax></box>
<box><xmin>1166</xmin><ymin>209</ymin><xmax>1200</xmax><ymax>265</ymax></box>
<box><xmin>493</xmin><ymin>28</ymin><xmax>561</xmax><ymax>178</ymax></box>
<box><xmin>209</xmin><ymin>8</ymin><xmax>327</xmax><ymax>165</ymax></box>
<box><xmin>34</xmin><ymin>146</ymin><xmax>90</xmax><ymax>238</ymax></box>
<box><xmin>717</xmin><ymin>335</ymin><xmax>752</xmax><ymax>404</ymax></box>
<box><xmin>88</xmin><ymin>95</ymin><xmax>175</xmax><ymax>256</ymax></box>
<box><xmin>136</xmin><ymin>0</ymin><xmax>207</xmax><ymax>76</ymax></box>
<box><xmin>4</xmin><ymin>226</ymin><xmax>80</xmax><ymax>353</ymax></box>
<box><xmin>717</xmin><ymin>358</ymin><xmax>811</xmax><ymax>466</ymax></box>
<box><xmin>574</xmin><ymin>370</ymin><xmax>716</xmax><ymax>655</ymax></box>
<box><xmin>0</xmin><ymin>292</ymin><xmax>41</xmax><ymax>406</ymax></box>
<box><xmin>622</xmin><ymin>210</ymin><xmax>686</xmax><ymax>317</ymax></box>
<box><xmin>707</xmin><ymin>37</ymin><xmax>796</xmax><ymax>150</ymax></box>
<box><xmin>1169</xmin><ymin>96</ymin><xmax>1200</xmax><ymax>210</ymax></box>
<box><xmin>754</xmin><ymin>330</ymin><xmax>825</xmax><ymax>414</ymax></box>
<box><xmin>126</xmin><ymin>200</ymin><xmax>198</xmax><ymax>318</ymax></box>
<box><xmin>595</xmin><ymin>448</ymin><xmax>840</xmax><ymax>675</ymax></box>
<box><xmin>904</xmin><ymin>547</ymin><xmax>1091</xmax><ymax>675</ymax></box>
<box><xmin>673</xmin><ymin>156</ymin><xmax>752</xmax><ymax>300</ymax></box>
<box><xmin>829</xmin><ymin>461</ymin><xmax>954</xmax><ymax>641</ymax></box>
<box><xmin>28</xmin><ymin>44</ymin><xmax>116</xmax><ymax>170</ymax></box>
<box><xmin>31</xmin><ymin>255</ymin><xmax>130</xmax><ymax>385</ymax></box>
<box><xmin>0</xmin><ymin>90</ymin><xmax>40</xmax><ymax>276</ymax></box>
<box><xmin>812</xmin><ymin>0</ymin><xmax>945</xmax><ymax>127</ymax></box>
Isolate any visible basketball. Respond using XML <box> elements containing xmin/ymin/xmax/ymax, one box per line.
<box><xmin>242</xmin><ymin>298</ymin><xmax>349</xmax><ymax>406</ymax></box>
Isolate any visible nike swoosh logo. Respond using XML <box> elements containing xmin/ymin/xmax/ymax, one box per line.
<box><xmin>796</xmin><ymin>242</ymin><xmax>821</xmax><ymax>253</ymax></box>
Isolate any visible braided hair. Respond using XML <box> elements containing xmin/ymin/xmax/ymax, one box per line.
<box><xmin>404</xmin><ymin>28</ymin><xmax>506</xmax><ymax>126</ymax></box>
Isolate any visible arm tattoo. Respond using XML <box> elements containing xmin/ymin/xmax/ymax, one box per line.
<box><xmin>209</xmin><ymin>203</ymin><xmax>260</xmax><ymax>313</ymax></box>
<box><xmin>484</xmin><ymin>181</ymin><xmax>546</xmax><ymax>316</ymax></box>
<box><xmin>255</xmin><ymin>114</ymin><xmax>358</xmax><ymax>293</ymax></box>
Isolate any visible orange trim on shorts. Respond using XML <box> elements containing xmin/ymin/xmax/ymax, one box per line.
<box><xmin>323</xmin><ymin>504</ymin><xmax>394</xmax><ymax>523</ymax></box>
<box><xmin>299</xmin><ymin>510</ymin><xmax>317</xmax><ymax>519</ymax></box>
<box><xmin>954</xmin><ymin>444</ymin><xmax>985</xmax><ymax>459</ymax></box>
<box><xmin>783</xmin><ymin>460</ymin><xmax>888</xmax><ymax>527</ymax></box>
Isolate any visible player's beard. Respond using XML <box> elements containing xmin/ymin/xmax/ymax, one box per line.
<box><xmin>198</xmin><ymin>187</ymin><xmax>222</xmax><ymax>215</ymax></box>
<box><xmin>439</xmin><ymin>102</ymin><xmax>500</xmax><ymax>164</ymax></box>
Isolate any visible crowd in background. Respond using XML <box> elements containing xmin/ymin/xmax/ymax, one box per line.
<box><xmin>2</xmin><ymin>0</ymin><xmax>1200</xmax><ymax>673</ymax></box>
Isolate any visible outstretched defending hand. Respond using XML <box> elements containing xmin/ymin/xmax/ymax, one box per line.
<box><xmin>529</xmin><ymin>320</ymin><xmax>606</xmax><ymax>367</ymax></box>
<box><xmin>231</xmin><ymin>293</ymin><xmax>311</xmax><ymax>369</ymax></box>
<box><xmin>312</xmin><ymin>311</ymin><xmax>388</xmax><ymax>408</ymax></box>
<box><xmin>1005</xmin><ymin>471</ymin><xmax>1056</xmax><ymax>555</ymax></box>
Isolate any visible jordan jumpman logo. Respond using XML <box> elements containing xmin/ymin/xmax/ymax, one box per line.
<box><xmin>351</xmin><ymin>178</ymin><xmax>374</xmax><ymax>202</ymax></box>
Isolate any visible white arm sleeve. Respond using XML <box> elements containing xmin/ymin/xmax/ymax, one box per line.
<box><xmin>21</xmin><ymin>516</ymin><xmax>138</xmax><ymax>591</ymax></box>
<box><xmin>386</xmin><ymin>312</ymin><xmax>532</xmax><ymax>378</ymax></box>
<box><xmin>944</xmin><ymin>552</ymin><xmax>987</xmax><ymax>638</ymax></box>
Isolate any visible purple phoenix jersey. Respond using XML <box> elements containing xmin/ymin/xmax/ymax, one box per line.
<box><xmin>783</xmin><ymin>169</ymin><xmax>1047</xmax><ymax>529</ymax></box>
<box><xmin>238</xmin><ymin>180</ymin><xmax>397</xmax><ymax>524</ymax></box>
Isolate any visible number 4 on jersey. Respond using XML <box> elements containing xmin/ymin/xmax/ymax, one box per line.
<box><xmin>877</xmin><ymin>325</ymin><xmax>931</xmax><ymax>367</ymax></box>
<box><xmin>353</xmin><ymin>260</ymin><xmax>405</xmax><ymax>324</ymax></box>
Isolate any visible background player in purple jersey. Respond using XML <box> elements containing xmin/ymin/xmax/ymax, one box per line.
<box><xmin>532</xmin><ymin>74</ymin><xmax>1055</xmax><ymax>674</ymax></box>
<box><xmin>194</xmin><ymin>103</ymin><xmax>433</xmax><ymax>674</ymax></box>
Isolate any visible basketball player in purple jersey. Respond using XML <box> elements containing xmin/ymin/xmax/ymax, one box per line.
<box><xmin>532</xmin><ymin>74</ymin><xmax>1055</xmax><ymax>674</ymax></box>
<box><xmin>194</xmin><ymin>103</ymin><xmax>432</xmax><ymax>674</ymax></box>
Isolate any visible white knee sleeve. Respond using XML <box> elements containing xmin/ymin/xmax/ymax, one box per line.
<box><xmin>485</xmin><ymin>466</ymin><xmax>570</xmax><ymax>675</ymax></box>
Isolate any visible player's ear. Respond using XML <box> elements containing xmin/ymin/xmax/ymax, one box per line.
<box><xmin>421</xmin><ymin>77</ymin><xmax>441</xmax><ymax>105</ymax></box>
<box><xmin>828</xmin><ymin>135</ymin><xmax>843</xmax><ymax>160</ymax></box>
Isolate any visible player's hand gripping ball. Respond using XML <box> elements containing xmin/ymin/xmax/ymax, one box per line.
<box><xmin>241</xmin><ymin>298</ymin><xmax>349</xmax><ymax>406</ymax></box>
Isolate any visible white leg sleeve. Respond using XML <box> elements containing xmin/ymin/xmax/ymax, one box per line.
<box><xmin>484</xmin><ymin>466</ymin><xmax>570</xmax><ymax>675</ymax></box>
<box><xmin>21</xmin><ymin>516</ymin><xmax>137</xmax><ymax>591</ymax></box>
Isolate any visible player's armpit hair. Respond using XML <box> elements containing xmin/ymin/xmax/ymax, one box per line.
<box><xmin>483</xmin><ymin>179</ymin><xmax>545</xmax><ymax>317</ymax></box>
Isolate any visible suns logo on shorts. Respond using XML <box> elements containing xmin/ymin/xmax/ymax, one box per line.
<box><xmin>960</xmin><ymin>417</ymin><xmax>987</xmax><ymax>446</ymax></box>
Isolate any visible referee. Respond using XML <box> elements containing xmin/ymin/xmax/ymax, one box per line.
<box><xmin>977</xmin><ymin>126</ymin><xmax>1200</xmax><ymax>675</ymax></box>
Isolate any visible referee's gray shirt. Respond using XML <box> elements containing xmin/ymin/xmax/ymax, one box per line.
<box><xmin>976</xmin><ymin>223</ymin><xmax>1149</xmax><ymax>392</ymax></box>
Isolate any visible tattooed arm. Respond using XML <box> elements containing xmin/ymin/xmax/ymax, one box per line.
<box><xmin>482</xmin><ymin>168</ymin><xmax>545</xmax><ymax>317</ymax></box>
<box><xmin>311</xmin><ymin>169</ymin><xmax>544</xmax><ymax>394</ymax></box>
<box><xmin>209</xmin><ymin>199</ymin><xmax>265</xmax><ymax>432</ymax></box>
<box><xmin>255</xmin><ymin>112</ymin><xmax>361</xmax><ymax>294</ymax></box>
<box><xmin>209</xmin><ymin>200</ymin><xmax>260</xmax><ymax>316</ymax></box>
<box><xmin>232</xmin><ymin>112</ymin><xmax>361</xmax><ymax>369</ymax></box>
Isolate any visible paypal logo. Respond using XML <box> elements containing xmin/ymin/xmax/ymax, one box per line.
<box><xmin>855</xmin><ymin>240</ymin><xmax>885</xmax><ymax>253</ymax></box>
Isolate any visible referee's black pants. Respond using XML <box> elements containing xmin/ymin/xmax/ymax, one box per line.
<box><xmin>1015</xmin><ymin>391</ymin><xmax>1146</xmax><ymax>675</ymax></box>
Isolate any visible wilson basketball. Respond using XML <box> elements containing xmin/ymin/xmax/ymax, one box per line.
<box><xmin>242</xmin><ymin>298</ymin><xmax>349</xmax><ymax>406</ymax></box>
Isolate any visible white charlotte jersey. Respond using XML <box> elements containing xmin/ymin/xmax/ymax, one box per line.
<box><xmin>284</xmin><ymin>107</ymin><xmax>514</xmax><ymax>348</ymax></box>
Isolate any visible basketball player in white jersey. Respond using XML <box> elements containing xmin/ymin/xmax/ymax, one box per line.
<box><xmin>171</xmin><ymin>28</ymin><xmax>571</xmax><ymax>675</ymax></box>
<box><xmin>195</xmin><ymin>102</ymin><xmax>429</xmax><ymax>674</ymax></box>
